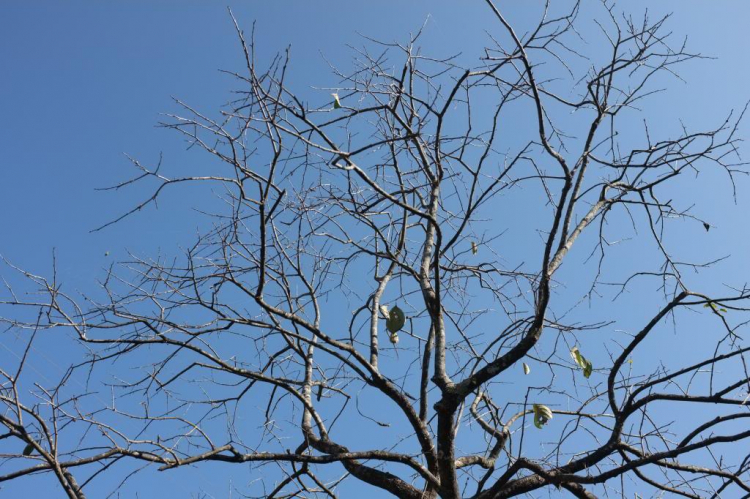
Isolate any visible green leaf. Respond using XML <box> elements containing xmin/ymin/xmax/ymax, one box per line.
<box><xmin>331</xmin><ymin>93</ymin><xmax>342</xmax><ymax>109</ymax></box>
<box><xmin>571</xmin><ymin>346</ymin><xmax>593</xmax><ymax>379</ymax></box>
<box><xmin>704</xmin><ymin>302</ymin><xmax>726</xmax><ymax>315</ymax></box>
<box><xmin>22</xmin><ymin>443</ymin><xmax>35</xmax><ymax>456</ymax></box>
<box><xmin>523</xmin><ymin>362</ymin><xmax>530</xmax><ymax>375</ymax></box>
<box><xmin>532</xmin><ymin>404</ymin><xmax>552</xmax><ymax>429</ymax></box>
<box><xmin>386</xmin><ymin>306</ymin><xmax>405</xmax><ymax>334</ymax></box>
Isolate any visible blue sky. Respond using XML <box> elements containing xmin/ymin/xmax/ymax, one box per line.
<box><xmin>2</xmin><ymin>1</ymin><xmax>750</xmax><ymax>497</ymax></box>
<box><xmin>3</xmin><ymin>1</ymin><xmax>750</xmax><ymax>281</ymax></box>
<box><xmin>1</xmin><ymin>2</ymin><xmax>747</xmax><ymax>292</ymax></box>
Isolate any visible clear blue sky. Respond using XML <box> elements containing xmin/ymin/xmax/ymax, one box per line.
<box><xmin>2</xmin><ymin>2</ymin><xmax>750</xmax><ymax>497</ymax></box>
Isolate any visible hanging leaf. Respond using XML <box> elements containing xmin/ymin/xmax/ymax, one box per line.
<box><xmin>386</xmin><ymin>306</ymin><xmax>406</xmax><ymax>334</ymax></box>
<box><xmin>471</xmin><ymin>241</ymin><xmax>478</xmax><ymax>255</ymax></box>
<box><xmin>22</xmin><ymin>443</ymin><xmax>35</xmax><ymax>456</ymax></box>
<box><xmin>532</xmin><ymin>404</ymin><xmax>553</xmax><ymax>429</ymax></box>
<box><xmin>570</xmin><ymin>346</ymin><xmax>593</xmax><ymax>379</ymax></box>
<box><xmin>331</xmin><ymin>93</ymin><xmax>342</xmax><ymax>109</ymax></box>
<box><xmin>523</xmin><ymin>362</ymin><xmax>531</xmax><ymax>375</ymax></box>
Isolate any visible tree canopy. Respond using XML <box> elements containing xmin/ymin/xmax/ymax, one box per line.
<box><xmin>2</xmin><ymin>2</ymin><xmax>750</xmax><ymax>498</ymax></box>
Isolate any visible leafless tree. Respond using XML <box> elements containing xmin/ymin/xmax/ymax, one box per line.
<box><xmin>3</xmin><ymin>2</ymin><xmax>750</xmax><ymax>498</ymax></box>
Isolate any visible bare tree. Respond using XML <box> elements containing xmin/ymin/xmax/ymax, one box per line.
<box><xmin>3</xmin><ymin>2</ymin><xmax>750</xmax><ymax>498</ymax></box>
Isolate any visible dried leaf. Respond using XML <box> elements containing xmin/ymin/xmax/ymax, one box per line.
<box><xmin>331</xmin><ymin>93</ymin><xmax>342</xmax><ymax>109</ymax></box>
<box><xmin>386</xmin><ymin>306</ymin><xmax>405</xmax><ymax>333</ymax></box>
<box><xmin>571</xmin><ymin>346</ymin><xmax>593</xmax><ymax>379</ymax></box>
<box><xmin>533</xmin><ymin>404</ymin><xmax>553</xmax><ymax>429</ymax></box>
